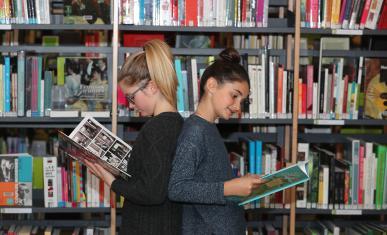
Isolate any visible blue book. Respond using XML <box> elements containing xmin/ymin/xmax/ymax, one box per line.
<box><xmin>248</xmin><ymin>141</ymin><xmax>256</xmax><ymax>174</ymax></box>
<box><xmin>174</xmin><ymin>59</ymin><xmax>185</xmax><ymax>112</ymax></box>
<box><xmin>18</xmin><ymin>154</ymin><xmax>33</xmax><ymax>182</ymax></box>
<box><xmin>237</xmin><ymin>161</ymin><xmax>310</xmax><ymax>206</ymax></box>
<box><xmin>255</xmin><ymin>140</ymin><xmax>262</xmax><ymax>175</ymax></box>
<box><xmin>4</xmin><ymin>57</ymin><xmax>10</xmax><ymax>112</ymax></box>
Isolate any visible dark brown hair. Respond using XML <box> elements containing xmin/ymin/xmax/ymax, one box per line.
<box><xmin>199</xmin><ymin>48</ymin><xmax>250</xmax><ymax>99</ymax></box>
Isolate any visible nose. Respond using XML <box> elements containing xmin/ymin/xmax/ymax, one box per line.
<box><xmin>232</xmin><ymin>101</ymin><xmax>241</xmax><ymax>112</ymax></box>
<box><xmin>128</xmin><ymin>102</ymin><xmax>136</xmax><ymax>109</ymax></box>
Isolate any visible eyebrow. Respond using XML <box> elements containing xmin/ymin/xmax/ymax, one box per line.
<box><xmin>233</xmin><ymin>89</ymin><xmax>243</xmax><ymax>95</ymax></box>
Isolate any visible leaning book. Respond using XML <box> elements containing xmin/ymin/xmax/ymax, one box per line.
<box><xmin>58</xmin><ymin>117</ymin><xmax>131</xmax><ymax>179</ymax></box>
<box><xmin>237</xmin><ymin>161</ymin><xmax>309</xmax><ymax>206</ymax></box>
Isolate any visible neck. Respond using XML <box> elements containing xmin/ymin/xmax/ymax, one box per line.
<box><xmin>195</xmin><ymin>98</ymin><xmax>217</xmax><ymax>123</ymax></box>
<box><xmin>153</xmin><ymin>97</ymin><xmax>176</xmax><ymax>116</ymax></box>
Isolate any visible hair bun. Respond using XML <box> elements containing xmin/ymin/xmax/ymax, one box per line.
<box><xmin>219</xmin><ymin>48</ymin><xmax>241</xmax><ymax>64</ymax></box>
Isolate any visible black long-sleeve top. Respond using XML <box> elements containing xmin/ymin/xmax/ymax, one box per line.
<box><xmin>111</xmin><ymin>112</ymin><xmax>184</xmax><ymax>235</ymax></box>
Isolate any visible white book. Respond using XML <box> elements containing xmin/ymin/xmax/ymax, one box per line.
<box><xmin>322</xmin><ymin>165</ymin><xmax>329</xmax><ymax>209</ymax></box>
<box><xmin>59</xmin><ymin>116</ymin><xmax>132</xmax><ymax>180</ymax></box>
<box><xmin>365</xmin><ymin>0</ymin><xmax>384</xmax><ymax>29</ymax></box>
<box><xmin>43</xmin><ymin>156</ymin><xmax>58</xmax><ymax>208</ymax></box>
<box><xmin>190</xmin><ymin>58</ymin><xmax>199</xmax><ymax>111</ymax></box>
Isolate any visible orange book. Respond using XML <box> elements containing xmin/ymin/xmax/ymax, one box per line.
<box><xmin>0</xmin><ymin>182</ymin><xmax>16</xmax><ymax>206</ymax></box>
<box><xmin>331</xmin><ymin>0</ymin><xmax>342</xmax><ymax>28</ymax></box>
<box><xmin>185</xmin><ymin>0</ymin><xmax>198</xmax><ymax>26</ymax></box>
<box><xmin>325</xmin><ymin>0</ymin><xmax>333</xmax><ymax>29</ymax></box>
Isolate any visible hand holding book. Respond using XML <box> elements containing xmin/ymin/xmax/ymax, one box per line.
<box><xmin>58</xmin><ymin>117</ymin><xmax>132</xmax><ymax>180</ymax></box>
<box><xmin>224</xmin><ymin>174</ymin><xmax>266</xmax><ymax>197</ymax></box>
<box><xmin>227</xmin><ymin>161</ymin><xmax>309</xmax><ymax>206</ymax></box>
<box><xmin>84</xmin><ymin>159</ymin><xmax>115</xmax><ymax>187</ymax></box>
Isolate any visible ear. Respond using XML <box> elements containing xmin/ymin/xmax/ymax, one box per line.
<box><xmin>147</xmin><ymin>80</ymin><xmax>159</xmax><ymax>94</ymax></box>
<box><xmin>206</xmin><ymin>77</ymin><xmax>218</xmax><ymax>94</ymax></box>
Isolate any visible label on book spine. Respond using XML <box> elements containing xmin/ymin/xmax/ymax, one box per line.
<box><xmin>332</xmin><ymin>29</ymin><xmax>363</xmax><ymax>35</ymax></box>
<box><xmin>314</xmin><ymin>120</ymin><xmax>345</xmax><ymax>125</ymax></box>
<box><xmin>0</xmin><ymin>208</ymin><xmax>32</xmax><ymax>214</ymax></box>
<box><xmin>332</xmin><ymin>209</ymin><xmax>362</xmax><ymax>215</ymax></box>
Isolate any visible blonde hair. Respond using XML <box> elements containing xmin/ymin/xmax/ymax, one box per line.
<box><xmin>118</xmin><ymin>39</ymin><xmax>178</xmax><ymax>108</ymax></box>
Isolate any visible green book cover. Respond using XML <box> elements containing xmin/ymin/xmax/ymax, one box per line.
<box><xmin>32</xmin><ymin>157</ymin><xmax>44</xmax><ymax>189</ymax></box>
<box><xmin>57</xmin><ymin>57</ymin><xmax>65</xmax><ymax>86</ymax></box>
<box><xmin>236</xmin><ymin>161</ymin><xmax>309</xmax><ymax>206</ymax></box>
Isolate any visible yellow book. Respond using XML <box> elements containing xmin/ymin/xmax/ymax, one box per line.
<box><xmin>331</xmin><ymin>0</ymin><xmax>342</xmax><ymax>28</ymax></box>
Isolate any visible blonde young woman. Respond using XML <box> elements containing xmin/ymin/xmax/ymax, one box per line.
<box><xmin>86</xmin><ymin>39</ymin><xmax>183</xmax><ymax>235</ymax></box>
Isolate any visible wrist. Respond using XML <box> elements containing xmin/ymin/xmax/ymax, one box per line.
<box><xmin>223</xmin><ymin>180</ymin><xmax>233</xmax><ymax>196</ymax></box>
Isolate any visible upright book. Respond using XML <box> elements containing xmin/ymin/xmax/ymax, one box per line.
<box><xmin>58</xmin><ymin>117</ymin><xmax>132</xmax><ymax>179</ymax></box>
<box><xmin>237</xmin><ymin>161</ymin><xmax>309</xmax><ymax>206</ymax></box>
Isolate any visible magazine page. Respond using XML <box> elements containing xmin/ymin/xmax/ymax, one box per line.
<box><xmin>59</xmin><ymin>117</ymin><xmax>131</xmax><ymax>179</ymax></box>
<box><xmin>237</xmin><ymin>161</ymin><xmax>309</xmax><ymax>206</ymax></box>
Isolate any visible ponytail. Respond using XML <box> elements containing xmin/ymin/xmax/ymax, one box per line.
<box><xmin>118</xmin><ymin>39</ymin><xmax>178</xmax><ymax>108</ymax></box>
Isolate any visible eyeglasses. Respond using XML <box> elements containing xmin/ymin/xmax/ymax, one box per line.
<box><xmin>126</xmin><ymin>80</ymin><xmax>150</xmax><ymax>104</ymax></box>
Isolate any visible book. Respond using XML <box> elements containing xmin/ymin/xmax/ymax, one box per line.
<box><xmin>63</xmin><ymin>0</ymin><xmax>111</xmax><ymax>24</ymax></box>
<box><xmin>58</xmin><ymin>116</ymin><xmax>132</xmax><ymax>179</ymax></box>
<box><xmin>236</xmin><ymin>161</ymin><xmax>309</xmax><ymax>206</ymax></box>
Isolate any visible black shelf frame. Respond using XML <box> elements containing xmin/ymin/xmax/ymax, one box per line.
<box><xmin>245</xmin><ymin>208</ymin><xmax>387</xmax><ymax>215</ymax></box>
<box><xmin>4</xmin><ymin>24</ymin><xmax>113</xmax><ymax>30</ymax></box>
<box><xmin>300</xmin><ymin>49</ymin><xmax>387</xmax><ymax>58</ymax></box>
<box><xmin>0</xmin><ymin>207</ymin><xmax>111</xmax><ymax>213</ymax></box>
<box><xmin>119</xmin><ymin>24</ymin><xmax>293</xmax><ymax>33</ymax></box>
<box><xmin>119</xmin><ymin>47</ymin><xmax>286</xmax><ymax>56</ymax></box>
<box><xmin>298</xmin><ymin>133</ymin><xmax>387</xmax><ymax>144</ymax></box>
<box><xmin>1</xmin><ymin>117</ymin><xmax>384</xmax><ymax>128</ymax></box>
<box><xmin>301</xmin><ymin>28</ymin><xmax>387</xmax><ymax>36</ymax></box>
<box><xmin>0</xmin><ymin>220</ymin><xmax>110</xmax><ymax>227</ymax></box>
<box><xmin>0</xmin><ymin>46</ymin><xmax>112</xmax><ymax>54</ymax></box>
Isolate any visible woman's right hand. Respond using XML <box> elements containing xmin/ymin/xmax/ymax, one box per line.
<box><xmin>224</xmin><ymin>174</ymin><xmax>265</xmax><ymax>197</ymax></box>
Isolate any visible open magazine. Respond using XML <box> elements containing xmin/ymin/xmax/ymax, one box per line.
<box><xmin>237</xmin><ymin>161</ymin><xmax>309</xmax><ymax>206</ymax></box>
<box><xmin>58</xmin><ymin>117</ymin><xmax>132</xmax><ymax>179</ymax></box>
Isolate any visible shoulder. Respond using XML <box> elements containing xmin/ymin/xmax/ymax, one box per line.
<box><xmin>141</xmin><ymin>112</ymin><xmax>184</xmax><ymax>137</ymax></box>
<box><xmin>178</xmin><ymin>115</ymin><xmax>209</xmax><ymax>144</ymax></box>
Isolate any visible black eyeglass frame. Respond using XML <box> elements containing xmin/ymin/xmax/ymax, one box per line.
<box><xmin>125</xmin><ymin>80</ymin><xmax>150</xmax><ymax>104</ymax></box>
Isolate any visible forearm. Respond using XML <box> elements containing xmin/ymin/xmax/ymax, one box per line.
<box><xmin>168</xmin><ymin>180</ymin><xmax>226</xmax><ymax>205</ymax></box>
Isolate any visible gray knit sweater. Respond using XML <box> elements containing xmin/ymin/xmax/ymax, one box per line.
<box><xmin>169</xmin><ymin>114</ymin><xmax>246</xmax><ymax>235</ymax></box>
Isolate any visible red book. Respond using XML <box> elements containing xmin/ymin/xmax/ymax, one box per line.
<box><xmin>358</xmin><ymin>144</ymin><xmax>365</xmax><ymax>205</ymax></box>
<box><xmin>122</xmin><ymin>33</ymin><xmax>165</xmax><ymax>47</ymax></box>
<box><xmin>360</xmin><ymin>0</ymin><xmax>372</xmax><ymax>28</ymax></box>
<box><xmin>185</xmin><ymin>0</ymin><xmax>198</xmax><ymax>26</ymax></box>
<box><xmin>277</xmin><ymin>66</ymin><xmax>284</xmax><ymax>114</ymax></box>
<box><xmin>302</xmin><ymin>83</ymin><xmax>307</xmax><ymax>116</ymax></box>
<box><xmin>377</xmin><ymin>3</ymin><xmax>387</xmax><ymax>29</ymax></box>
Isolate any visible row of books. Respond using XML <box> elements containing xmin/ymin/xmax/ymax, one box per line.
<box><xmin>0</xmin><ymin>153</ymin><xmax>111</xmax><ymax>208</ymax></box>
<box><xmin>0</xmin><ymin>54</ymin><xmax>111</xmax><ymax>118</ymax></box>
<box><xmin>1</xmin><ymin>225</ymin><xmax>109</xmax><ymax>235</ymax></box>
<box><xmin>304</xmin><ymin>140</ymin><xmax>387</xmax><ymax>210</ymax></box>
<box><xmin>301</xmin><ymin>0</ymin><xmax>386</xmax><ymax>30</ymax></box>
<box><xmin>119</xmin><ymin>0</ymin><xmax>271</xmax><ymax>27</ymax></box>
<box><xmin>0</xmin><ymin>0</ymin><xmax>111</xmax><ymax>25</ymax></box>
<box><xmin>235</xmin><ymin>140</ymin><xmax>387</xmax><ymax>210</ymax></box>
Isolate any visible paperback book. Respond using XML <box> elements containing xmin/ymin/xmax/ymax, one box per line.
<box><xmin>237</xmin><ymin>161</ymin><xmax>309</xmax><ymax>206</ymax></box>
<box><xmin>58</xmin><ymin>117</ymin><xmax>131</xmax><ymax>179</ymax></box>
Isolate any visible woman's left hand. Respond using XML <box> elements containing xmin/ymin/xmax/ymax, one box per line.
<box><xmin>84</xmin><ymin>159</ymin><xmax>116</xmax><ymax>187</ymax></box>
